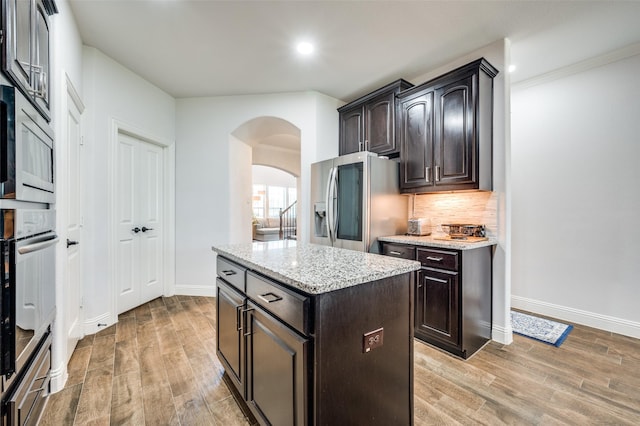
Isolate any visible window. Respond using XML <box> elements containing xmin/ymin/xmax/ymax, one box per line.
<box><xmin>252</xmin><ymin>184</ymin><xmax>296</xmax><ymax>219</ymax></box>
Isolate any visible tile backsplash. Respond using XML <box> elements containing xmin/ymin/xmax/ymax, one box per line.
<box><xmin>411</xmin><ymin>191</ymin><xmax>497</xmax><ymax>237</ymax></box>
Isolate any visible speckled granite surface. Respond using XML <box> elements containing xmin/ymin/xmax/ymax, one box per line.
<box><xmin>378</xmin><ymin>235</ymin><xmax>498</xmax><ymax>250</ymax></box>
<box><xmin>211</xmin><ymin>241</ymin><xmax>420</xmax><ymax>295</ymax></box>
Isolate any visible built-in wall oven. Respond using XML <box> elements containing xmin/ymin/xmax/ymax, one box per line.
<box><xmin>1</xmin><ymin>208</ymin><xmax>56</xmax><ymax>424</ymax></box>
<box><xmin>0</xmin><ymin>85</ymin><xmax>55</xmax><ymax>204</ymax></box>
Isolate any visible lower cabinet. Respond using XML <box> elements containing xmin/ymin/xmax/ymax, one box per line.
<box><xmin>416</xmin><ymin>267</ymin><xmax>460</xmax><ymax>348</ymax></box>
<box><xmin>246</xmin><ymin>302</ymin><xmax>308</xmax><ymax>425</ymax></box>
<box><xmin>216</xmin><ymin>278</ymin><xmax>245</xmax><ymax>394</ymax></box>
<box><xmin>215</xmin><ymin>255</ymin><xmax>414</xmax><ymax>425</ymax></box>
<box><xmin>381</xmin><ymin>241</ymin><xmax>492</xmax><ymax>359</ymax></box>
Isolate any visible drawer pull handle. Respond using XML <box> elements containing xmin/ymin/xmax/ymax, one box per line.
<box><xmin>222</xmin><ymin>270</ymin><xmax>237</xmax><ymax>276</ymax></box>
<box><xmin>389</xmin><ymin>251</ymin><xmax>403</xmax><ymax>256</ymax></box>
<box><xmin>426</xmin><ymin>256</ymin><xmax>443</xmax><ymax>262</ymax></box>
<box><xmin>258</xmin><ymin>293</ymin><xmax>282</xmax><ymax>304</ymax></box>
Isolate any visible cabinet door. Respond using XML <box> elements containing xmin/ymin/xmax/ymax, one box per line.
<box><xmin>365</xmin><ymin>91</ymin><xmax>395</xmax><ymax>155</ymax></box>
<box><xmin>399</xmin><ymin>91</ymin><xmax>434</xmax><ymax>190</ymax></box>
<box><xmin>415</xmin><ymin>268</ymin><xmax>460</xmax><ymax>348</ymax></box>
<box><xmin>339</xmin><ymin>105</ymin><xmax>364</xmax><ymax>155</ymax></box>
<box><xmin>216</xmin><ymin>278</ymin><xmax>245</xmax><ymax>396</ymax></box>
<box><xmin>434</xmin><ymin>74</ymin><xmax>475</xmax><ymax>188</ymax></box>
<box><xmin>246</xmin><ymin>303</ymin><xmax>308</xmax><ymax>426</ymax></box>
<box><xmin>3</xmin><ymin>0</ymin><xmax>34</xmax><ymax>92</ymax></box>
<box><xmin>33</xmin><ymin>0</ymin><xmax>51</xmax><ymax>118</ymax></box>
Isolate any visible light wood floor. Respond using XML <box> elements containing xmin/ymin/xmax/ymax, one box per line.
<box><xmin>40</xmin><ymin>296</ymin><xmax>640</xmax><ymax>425</ymax></box>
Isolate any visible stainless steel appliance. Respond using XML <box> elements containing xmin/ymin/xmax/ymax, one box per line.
<box><xmin>1</xmin><ymin>208</ymin><xmax>56</xmax><ymax>423</ymax></box>
<box><xmin>407</xmin><ymin>217</ymin><xmax>431</xmax><ymax>236</ymax></box>
<box><xmin>310</xmin><ymin>151</ymin><xmax>407</xmax><ymax>253</ymax></box>
<box><xmin>0</xmin><ymin>85</ymin><xmax>55</xmax><ymax>203</ymax></box>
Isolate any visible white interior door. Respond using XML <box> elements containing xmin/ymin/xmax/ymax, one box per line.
<box><xmin>65</xmin><ymin>85</ymin><xmax>83</xmax><ymax>361</ymax></box>
<box><xmin>117</xmin><ymin>133</ymin><xmax>164</xmax><ymax>314</ymax></box>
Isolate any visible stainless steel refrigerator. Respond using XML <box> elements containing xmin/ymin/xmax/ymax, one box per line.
<box><xmin>310</xmin><ymin>151</ymin><xmax>407</xmax><ymax>253</ymax></box>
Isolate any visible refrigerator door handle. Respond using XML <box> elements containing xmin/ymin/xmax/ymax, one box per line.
<box><xmin>330</xmin><ymin>166</ymin><xmax>339</xmax><ymax>244</ymax></box>
<box><xmin>327</xmin><ymin>167</ymin><xmax>338</xmax><ymax>245</ymax></box>
<box><xmin>325</xmin><ymin>166</ymin><xmax>335</xmax><ymax>243</ymax></box>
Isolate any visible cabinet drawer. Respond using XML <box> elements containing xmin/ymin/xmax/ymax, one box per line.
<box><xmin>247</xmin><ymin>271</ymin><xmax>310</xmax><ymax>336</ymax></box>
<box><xmin>417</xmin><ymin>248</ymin><xmax>458</xmax><ymax>271</ymax></box>
<box><xmin>381</xmin><ymin>243</ymin><xmax>415</xmax><ymax>260</ymax></box>
<box><xmin>217</xmin><ymin>256</ymin><xmax>247</xmax><ymax>292</ymax></box>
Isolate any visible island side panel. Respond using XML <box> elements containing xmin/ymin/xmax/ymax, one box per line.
<box><xmin>313</xmin><ymin>272</ymin><xmax>414</xmax><ymax>425</ymax></box>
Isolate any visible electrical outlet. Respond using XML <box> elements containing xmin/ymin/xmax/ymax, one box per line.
<box><xmin>363</xmin><ymin>327</ymin><xmax>384</xmax><ymax>353</ymax></box>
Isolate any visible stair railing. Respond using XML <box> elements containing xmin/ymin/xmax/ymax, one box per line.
<box><xmin>279</xmin><ymin>201</ymin><xmax>297</xmax><ymax>240</ymax></box>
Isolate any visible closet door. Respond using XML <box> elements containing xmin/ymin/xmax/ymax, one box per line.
<box><xmin>116</xmin><ymin>133</ymin><xmax>164</xmax><ymax>314</ymax></box>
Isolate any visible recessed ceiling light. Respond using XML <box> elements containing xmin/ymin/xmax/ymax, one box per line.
<box><xmin>508</xmin><ymin>64</ymin><xmax>517</xmax><ymax>73</ymax></box>
<box><xmin>296</xmin><ymin>41</ymin><xmax>314</xmax><ymax>55</ymax></box>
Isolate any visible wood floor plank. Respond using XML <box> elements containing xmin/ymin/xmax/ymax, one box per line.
<box><xmin>141</xmin><ymin>382</ymin><xmax>180</xmax><ymax>426</ymax></box>
<box><xmin>115</xmin><ymin>316</ymin><xmax>137</xmax><ymax>343</ymax></box>
<box><xmin>208</xmin><ymin>395</ymin><xmax>251</xmax><ymax>426</ymax></box>
<box><xmin>66</xmin><ymin>346</ymin><xmax>92</xmax><ymax>388</ymax></box>
<box><xmin>114</xmin><ymin>339</ymin><xmax>139</xmax><ymax>376</ymax></box>
<box><xmin>39</xmin><ymin>383</ymin><xmax>83</xmax><ymax>425</ymax></box>
<box><xmin>111</xmin><ymin>371</ymin><xmax>145</xmax><ymax>425</ymax></box>
<box><xmin>162</xmin><ymin>349</ymin><xmax>199</xmax><ymax>397</ymax></box>
<box><xmin>136</xmin><ymin>319</ymin><xmax>159</xmax><ymax>349</ymax></box>
<box><xmin>174</xmin><ymin>390</ymin><xmax>217</xmax><ymax>426</ymax></box>
<box><xmin>73</xmin><ymin>367</ymin><xmax>113</xmax><ymax>424</ymax></box>
<box><xmin>86</xmin><ymin>335</ymin><xmax>115</xmax><ymax>372</ymax></box>
<box><xmin>133</xmin><ymin>303</ymin><xmax>153</xmax><ymax>323</ymax></box>
<box><xmin>139</xmin><ymin>344</ymin><xmax>169</xmax><ymax>388</ymax></box>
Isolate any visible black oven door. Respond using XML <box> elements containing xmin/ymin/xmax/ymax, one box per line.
<box><xmin>1</xmin><ymin>238</ymin><xmax>16</xmax><ymax>378</ymax></box>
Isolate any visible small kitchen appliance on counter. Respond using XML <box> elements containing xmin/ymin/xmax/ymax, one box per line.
<box><xmin>407</xmin><ymin>217</ymin><xmax>431</xmax><ymax>236</ymax></box>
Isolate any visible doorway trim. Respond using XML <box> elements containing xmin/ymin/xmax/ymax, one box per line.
<box><xmin>106</xmin><ymin>118</ymin><xmax>175</xmax><ymax>325</ymax></box>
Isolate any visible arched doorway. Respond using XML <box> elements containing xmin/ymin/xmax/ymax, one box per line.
<box><xmin>229</xmin><ymin>117</ymin><xmax>301</xmax><ymax>243</ymax></box>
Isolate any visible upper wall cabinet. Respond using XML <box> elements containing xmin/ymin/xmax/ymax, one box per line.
<box><xmin>398</xmin><ymin>58</ymin><xmax>498</xmax><ymax>193</ymax></box>
<box><xmin>2</xmin><ymin>0</ymin><xmax>58</xmax><ymax>121</ymax></box>
<box><xmin>338</xmin><ymin>79</ymin><xmax>413</xmax><ymax>157</ymax></box>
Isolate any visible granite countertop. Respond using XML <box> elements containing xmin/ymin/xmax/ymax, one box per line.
<box><xmin>378</xmin><ymin>234</ymin><xmax>498</xmax><ymax>250</ymax></box>
<box><xmin>212</xmin><ymin>241</ymin><xmax>420</xmax><ymax>295</ymax></box>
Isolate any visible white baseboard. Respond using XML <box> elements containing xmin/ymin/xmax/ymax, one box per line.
<box><xmin>83</xmin><ymin>312</ymin><xmax>115</xmax><ymax>336</ymax></box>
<box><xmin>174</xmin><ymin>284</ymin><xmax>215</xmax><ymax>297</ymax></box>
<box><xmin>49</xmin><ymin>362</ymin><xmax>68</xmax><ymax>393</ymax></box>
<box><xmin>511</xmin><ymin>295</ymin><xmax>640</xmax><ymax>339</ymax></box>
<box><xmin>491</xmin><ymin>323</ymin><xmax>513</xmax><ymax>345</ymax></box>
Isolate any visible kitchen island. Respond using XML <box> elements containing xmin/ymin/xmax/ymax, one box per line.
<box><xmin>212</xmin><ymin>240</ymin><xmax>420</xmax><ymax>426</ymax></box>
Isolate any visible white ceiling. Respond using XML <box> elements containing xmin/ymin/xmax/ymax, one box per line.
<box><xmin>68</xmin><ymin>1</ymin><xmax>640</xmax><ymax>103</ymax></box>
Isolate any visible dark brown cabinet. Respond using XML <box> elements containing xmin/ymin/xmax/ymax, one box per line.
<box><xmin>1</xmin><ymin>0</ymin><xmax>57</xmax><ymax>121</ymax></box>
<box><xmin>216</xmin><ymin>278</ymin><xmax>245</xmax><ymax>395</ymax></box>
<box><xmin>215</xmin><ymin>254</ymin><xmax>414</xmax><ymax>425</ymax></box>
<box><xmin>415</xmin><ymin>248</ymin><xmax>460</xmax><ymax>349</ymax></box>
<box><xmin>245</xmin><ymin>301</ymin><xmax>308</xmax><ymax>426</ymax></box>
<box><xmin>380</xmin><ymin>241</ymin><xmax>492</xmax><ymax>359</ymax></box>
<box><xmin>398</xmin><ymin>58</ymin><xmax>498</xmax><ymax>193</ymax></box>
<box><xmin>338</xmin><ymin>79</ymin><xmax>413</xmax><ymax>156</ymax></box>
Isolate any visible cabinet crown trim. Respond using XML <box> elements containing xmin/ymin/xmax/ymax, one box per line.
<box><xmin>338</xmin><ymin>78</ymin><xmax>413</xmax><ymax>112</ymax></box>
<box><xmin>397</xmin><ymin>57</ymin><xmax>498</xmax><ymax>99</ymax></box>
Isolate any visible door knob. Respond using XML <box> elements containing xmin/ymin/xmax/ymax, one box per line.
<box><xmin>141</xmin><ymin>226</ymin><xmax>154</xmax><ymax>232</ymax></box>
<box><xmin>67</xmin><ymin>239</ymin><xmax>79</xmax><ymax>248</ymax></box>
<box><xmin>132</xmin><ymin>227</ymin><xmax>141</xmax><ymax>233</ymax></box>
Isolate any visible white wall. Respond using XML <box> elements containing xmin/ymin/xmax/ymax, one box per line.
<box><xmin>253</xmin><ymin>165</ymin><xmax>297</xmax><ymax>187</ymax></box>
<box><xmin>253</xmin><ymin>145</ymin><xmax>301</xmax><ymax>177</ymax></box>
<box><xmin>511</xmin><ymin>46</ymin><xmax>640</xmax><ymax>337</ymax></box>
<box><xmin>175</xmin><ymin>92</ymin><xmax>340</xmax><ymax>295</ymax></box>
<box><xmin>81</xmin><ymin>47</ymin><xmax>176</xmax><ymax>330</ymax></box>
<box><xmin>409</xmin><ymin>39</ymin><xmax>512</xmax><ymax>344</ymax></box>
<box><xmin>50</xmin><ymin>0</ymin><xmax>84</xmax><ymax>393</ymax></box>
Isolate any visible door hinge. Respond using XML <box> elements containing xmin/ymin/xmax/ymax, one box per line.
<box><xmin>0</xmin><ymin>30</ymin><xmax>4</xmax><ymax>45</ymax></box>
<box><xmin>80</xmin><ymin>136</ymin><xmax>85</xmax><ymax>146</ymax></box>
